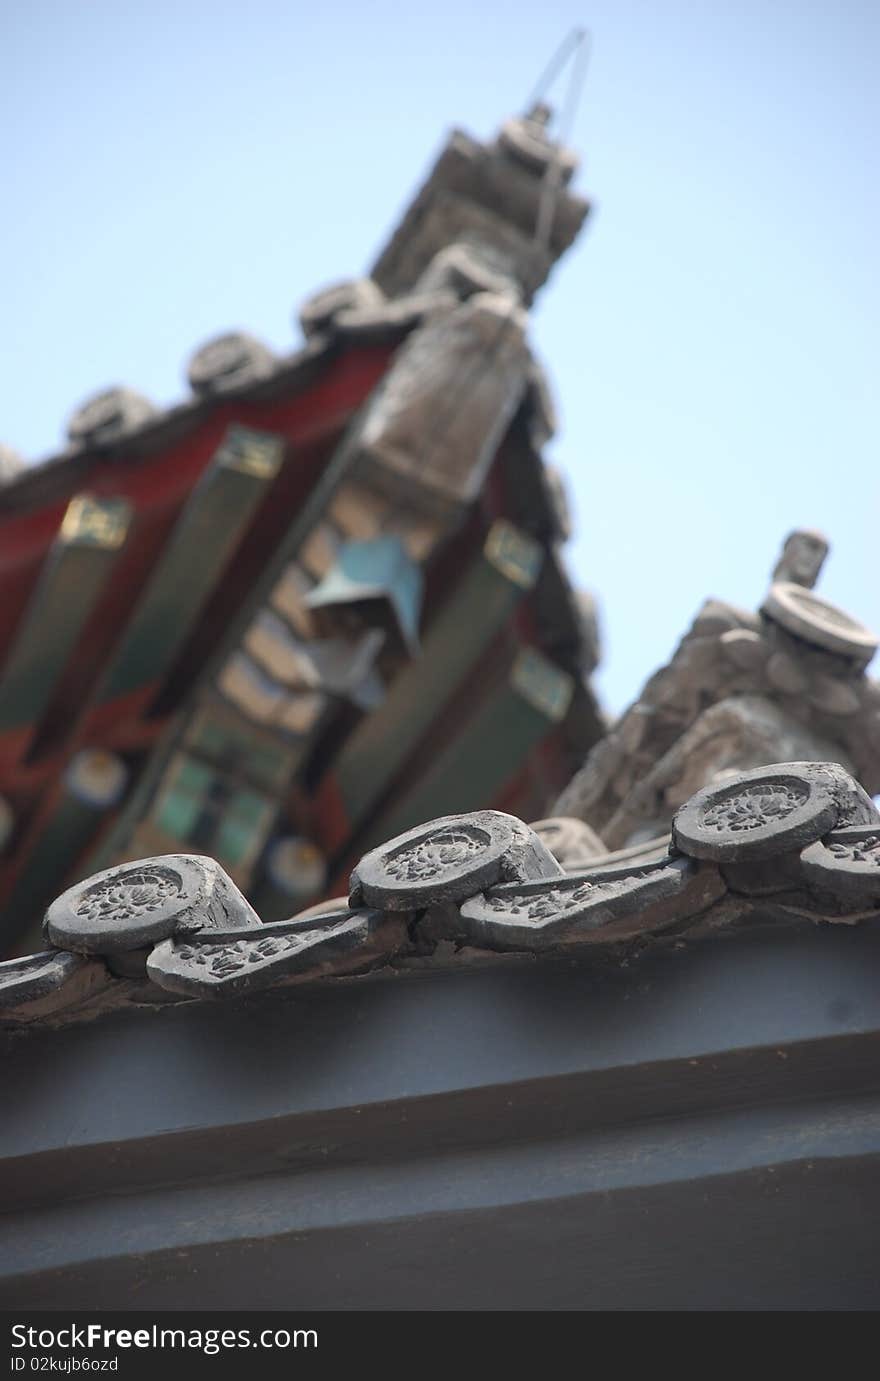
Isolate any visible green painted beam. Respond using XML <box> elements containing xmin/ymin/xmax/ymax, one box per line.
<box><xmin>98</xmin><ymin>426</ymin><xmax>285</xmax><ymax>703</ymax></box>
<box><xmin>323</xmin><ymin>519</ymin><xmax>543</xmax><ymax>837</ymax></box>
<box><xmin>88</xmin><ymin>412</ymin><xmax>391</xmax><ymax>867</ymax></box>
<box><xmin>84</xmin><ymin>699</ymin><xmax>300</xmax><ymax>881</ymax></box>
<box><xmin>357</xmin><ymin>646</ymin><xmax>574</xmax><ymax>852</ymax></box>
<box><xmin>0</xmin><ymin>495</ymin><xmax>132</xmax><ymax>737</ymax></box>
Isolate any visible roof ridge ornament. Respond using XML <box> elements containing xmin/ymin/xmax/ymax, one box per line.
<box><xmin>187</xmin><ymin>331</ymin><xmax>276</xmax><ymax>396</ymax></box>
<box><xmin>66</xmin><ymin>386</ymin><xmax>158</xmax><ymax>447</ymax></box>
<box><xmin>770</xmin><ymin>528</ymin><xmax>828</xmax><ymax>589</ymax></box>
<box><xmin>0</xmin><ymin>443</ymin><xmax>25</xmax><ymax>484</ymax></box>
<box><xmin>555</xmin><ymin>529</ymin><xmax>880</xmax><ymax>844</ymax></box>
<box><xmin>761</xmin><ymin>582</ymin><xmax>878</xmax><ymax>666</ymax></box>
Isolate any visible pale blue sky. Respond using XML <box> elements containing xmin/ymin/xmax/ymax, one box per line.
<box><xmin>2</xmin><ymin>1</ymin><xmax>877</xmax><ymax>714</ymax></box>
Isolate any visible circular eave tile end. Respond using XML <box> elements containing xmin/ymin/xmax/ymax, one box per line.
<box><xmin>187</xmin><ymin>332</ymin><xmax>276</xmax><ymax>395</ymax></box>
<box><xmin>672</xmin><ymin>766</ymin><xmax>839</xmax><ymax>863</ymax></box>
<box><xmin>66</xmin><ymin>388</ymin><xmax>158</xmax><ymax>446</ymax></box>
<box><xmin>44</xmin><ymin>858</ymin><xmax>197</xmax><ymax>954</ymax></box>
<box><xmin>761</xmin><ymin>582</ymin><xmax>878</xmax><ymax>664</ymax></box>
<box><xmin>801</xmin><ymin>827</ymin><xmax>880</xmax><ymax>901</ymax></box>
<box><xmin>351</xmin><ymin>813</ymin><xmax>516</xmax><ymax>910</ymax></box>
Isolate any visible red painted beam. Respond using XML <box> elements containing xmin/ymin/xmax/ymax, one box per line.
<box><xmin>0</xmin><ymin>346</ymin><xmax>394</xmax><ymax>789</ymax></box>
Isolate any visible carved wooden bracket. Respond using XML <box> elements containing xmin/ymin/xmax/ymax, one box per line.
<box><xmin>2</xmin><ymin>762</ymin><xmax>879</xmax><ymax>1025</ymax></box>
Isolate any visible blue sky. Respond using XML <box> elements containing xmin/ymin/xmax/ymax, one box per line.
<box><xmin>3</xmin><ymin>0</ymin><xmax>877</xmax><ymax>715</ymax></box>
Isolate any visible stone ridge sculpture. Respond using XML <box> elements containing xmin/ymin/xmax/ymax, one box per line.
<box><xmin>555</xmin><ymin>530</ymin><xmax>880</xmax><ymax>847</ymax></box>
<box><xmin>2</xmin><ymin>762</ymin><xmax>879</xmax><ymax>1026</ymax></box>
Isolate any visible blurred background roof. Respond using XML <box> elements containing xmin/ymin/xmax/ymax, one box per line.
<box><xmin>3</xmin><ymin>0</ymin><xmax>877</xmax><ymax>714</ymax></box>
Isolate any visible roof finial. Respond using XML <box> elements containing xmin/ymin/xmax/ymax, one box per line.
<box><xmin>525</xmin><ymin>26</ymin><xmax>591</xmax><ymax>133</ymax></box>
<box><xmin>771</xmin><ymin>529</ymin><xmax>829</xmax><ymax>590</ymax></box>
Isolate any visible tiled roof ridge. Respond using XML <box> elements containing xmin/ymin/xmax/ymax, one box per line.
<box><xmin>1</xmin><ymin>108</ymin><xmax>589</xmax><ymax>495</ymax></box>
<box><xmin>3</xmin><ymin>759</ymin><xmax>878</xmax><ymax>1029</ymax></box>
